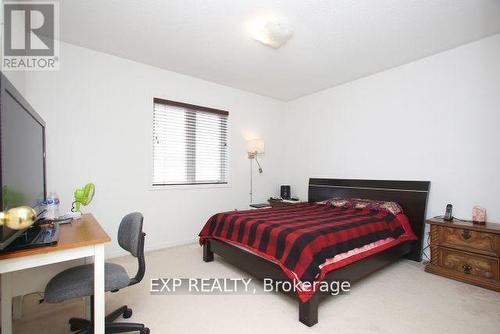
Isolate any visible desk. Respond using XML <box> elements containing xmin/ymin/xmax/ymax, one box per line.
<box><xmin>0</xmin><ymin>214</ymin><xmax>110</xmax><ymax>334</ymax></box>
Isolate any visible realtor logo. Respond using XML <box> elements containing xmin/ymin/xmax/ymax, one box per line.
<box><xmin>2</xmin><ymin>1</ymin><xmax>59</xmax><ymax>71</ymax></box>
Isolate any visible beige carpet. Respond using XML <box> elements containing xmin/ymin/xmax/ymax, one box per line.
<box><xmin>15</xmin><ymin>244</ymin><xmax>500</xmax><ymax>334</ymax></box>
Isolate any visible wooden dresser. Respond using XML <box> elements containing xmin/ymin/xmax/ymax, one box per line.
<box><xmin>425</xmin><ymin>218</ymin><xmax>500</xmax><ymax>292</ymax></box>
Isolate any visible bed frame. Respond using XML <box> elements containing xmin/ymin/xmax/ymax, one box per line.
<box><xmin>202</xmin><ymin>178</ymin><xmax>430</xmax><ymax>326</ymax></box>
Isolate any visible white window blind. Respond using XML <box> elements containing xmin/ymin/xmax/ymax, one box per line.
<box><xmin>153</xmin><ymin>98</ymin><xmax>228</xmax><ymax>186</ymax></box>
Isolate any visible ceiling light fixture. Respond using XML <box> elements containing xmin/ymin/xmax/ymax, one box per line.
<box><xmin>249</xmin><ymin>19</ymin><xmax>293</xmax><ymax>49</ymax></box>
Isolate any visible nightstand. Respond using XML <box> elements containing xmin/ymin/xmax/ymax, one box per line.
<box><xmin>268</xmin><ymin>199</ymin><xmax>303</xmax><ymax>208</ymax></box>
<box><xmin>249</xmin><ymin>203</ymin><xmax>271</xmax><ymax>209</ymax></box>
<box><xmin>425</xmin><ymin>218</ymin><xmax>500</xmax><ymax>292</ymax></box>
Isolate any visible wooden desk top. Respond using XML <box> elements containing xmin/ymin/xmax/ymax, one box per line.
<box><xmin>0</xmin><ymin>214</ymin><xmax>111</xmax><ymax>260</ymax></box>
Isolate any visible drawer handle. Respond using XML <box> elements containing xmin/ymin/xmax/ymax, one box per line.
<box><xmin>462</xmin><ymin>264</ymin><xmax>472</xmax><ymax>274</ymax></box>
<box><xmin>461</xmin><ymin>230</ymin><xmax>471</xmax><ymax>240</ymax></box>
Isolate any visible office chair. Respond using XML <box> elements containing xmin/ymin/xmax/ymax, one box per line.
<box><xmin>44</xmin><ymin>212</ymin><xmax>149</xmax><ymax>334</ymax></box>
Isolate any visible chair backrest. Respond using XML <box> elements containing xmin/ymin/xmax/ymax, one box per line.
<box><xmin>118</xmin><ymin>212</ymin><xmax>146</xmax><ymax>286</ymax></box>
<box><xmin>118</xmin><ymin>212</ymin><xmax>144</xmax><ymax>257</ymax></box>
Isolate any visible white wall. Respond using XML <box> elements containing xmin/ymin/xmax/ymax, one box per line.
<box><xmin>284</xmin><ymin>34</ymin><xmax>500</xmax><ymax>222</ymax></box>
<box><xmin>23</xmin><ymin>42</ymin><xmax>286</xmax><ymax>258</ymax></box>
<box><xmin>8</xmin><ymin>33</ymin><xmax>500</xmax><ymax>297</ymax></box>
<box><xmin>1</xmin><ymin>0</ymin><xmax>25</xmax><ymax>96</ymax></box>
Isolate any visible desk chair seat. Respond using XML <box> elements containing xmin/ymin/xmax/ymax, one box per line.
<box><xmin>44</xmin><ymin>212</ymin><xmax>149</xmax><ymax>334</ymax></box>
<box><xmin>45</xmin><ymin>263</ymin><xmax>129</xmax><ymax>303</ymax></box>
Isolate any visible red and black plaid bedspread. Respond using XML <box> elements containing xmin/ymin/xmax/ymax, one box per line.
<box><xmin>199</xmin><ymin>203</ymin><xmax>415</xmax><ymax>289</ymax></box>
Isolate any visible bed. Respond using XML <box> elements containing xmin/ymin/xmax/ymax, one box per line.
<box><xmin>199</xmin><ymin>178</ymin><xmax>430</xmax><ymax>326</ymax></box>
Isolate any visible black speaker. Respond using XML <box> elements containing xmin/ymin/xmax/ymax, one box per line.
<box><xmin>280</xmin><ymin>185</ymin><xmax>291</xmax><ymax>200</ymax></box>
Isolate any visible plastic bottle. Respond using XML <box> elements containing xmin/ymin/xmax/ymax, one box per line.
<box><xmin>45</xmin><ymin>192</ymin><xmax>60</xmax><ymax>219</ymax></box>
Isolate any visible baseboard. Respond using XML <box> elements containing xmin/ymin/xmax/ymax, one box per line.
<box><xmin>145</xmin><ymin>238</ymin><xmax>198</xmax><ymax>254</ymax></box>
<box><xmin>106</xmin><ymin>238</ymin><xmax>198</xmax><ymax>259</ymax></box>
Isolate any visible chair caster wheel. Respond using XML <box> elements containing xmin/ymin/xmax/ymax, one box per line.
<box><xmin>123</xmin><ymin>307</ymin><xmax>133</xmax><ymax>319</ymax></box>
<box><xmin>141</xmin><ymin>328</ymin><xmax>150</xmax><ymax>334</ymax></box>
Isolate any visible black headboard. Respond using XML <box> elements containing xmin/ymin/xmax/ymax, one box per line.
<box><xmin>308</xmin><ymin>178</ymin><xmax>430</xmax><ymax>262</ymax></box>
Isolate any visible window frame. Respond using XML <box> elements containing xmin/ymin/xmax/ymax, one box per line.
<box><xmin>152</xmin><ymin>98</ymin><xmax>230</xmax><ymax>188</ymax></box>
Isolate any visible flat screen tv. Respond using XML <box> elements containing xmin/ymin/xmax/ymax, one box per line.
<box><xmin>0</xmin><ymin>73</ymin><xmax>47</xmax><ymax>250</ymax></box>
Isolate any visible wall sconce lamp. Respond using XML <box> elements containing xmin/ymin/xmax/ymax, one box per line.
<box><xmin>0</xmin><ymin>206</ymin><xmax>37</xmax><ymax>230</ymax></box>
<box><xmin>247</xmin><ymin>139</ymin><xmax>265</xmax><ymax>204</ymax></box>
<box><xmin>247</xmin><ymin>139</ymin><xmax>264</xmax><ymax>172</ymax></box>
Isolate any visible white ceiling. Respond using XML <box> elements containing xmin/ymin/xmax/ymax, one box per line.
<box><xmin>60</xmin><ymin>0</ymin><xmax>500</xmax><ymax>101</ymax></box>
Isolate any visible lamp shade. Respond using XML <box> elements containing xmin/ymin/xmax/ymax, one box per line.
<box><xmin>247</xmin><ymin>139</ymin><xmax>265</xmax><ymax>155</ymax></box>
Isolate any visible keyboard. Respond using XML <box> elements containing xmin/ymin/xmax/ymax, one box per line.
<box><xmin>6</xmin><ymin>223</ymin><xmax>60</xmax><ymax>251</ymax></box>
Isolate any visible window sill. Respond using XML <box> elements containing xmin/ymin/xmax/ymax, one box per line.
<box><xmin>150</xmin><ymin>183</ymin><xmax>231</xmax><ymax>191</ymax></box>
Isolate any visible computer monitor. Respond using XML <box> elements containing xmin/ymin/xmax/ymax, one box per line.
<box><xmin>0</xmin><ymin>73</ymin><xmax>47</xmax><ymax>250</ymax></box>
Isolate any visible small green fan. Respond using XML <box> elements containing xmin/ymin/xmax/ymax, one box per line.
<box><xmin>71</xmin><ymin>183</ymin><xmax>95</xmax><ymax>213</ymax></box>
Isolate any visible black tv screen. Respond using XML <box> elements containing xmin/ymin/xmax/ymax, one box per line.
<box><xmin>0</xmin><ymin>73</ymin><xmax>46</xmax><ymax>248</ymax></box>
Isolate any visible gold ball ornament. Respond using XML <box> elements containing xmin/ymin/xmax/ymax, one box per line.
<box><xmin>0</xmin><ymin>206</ymin><xmax>37</xmax><ymax>230</ymax></box>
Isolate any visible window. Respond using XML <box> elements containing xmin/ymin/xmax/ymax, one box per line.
<box><xmin>152</xmin><ymin>98</ymin><xmax>228</xmax><ymax>186</ymax></box>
